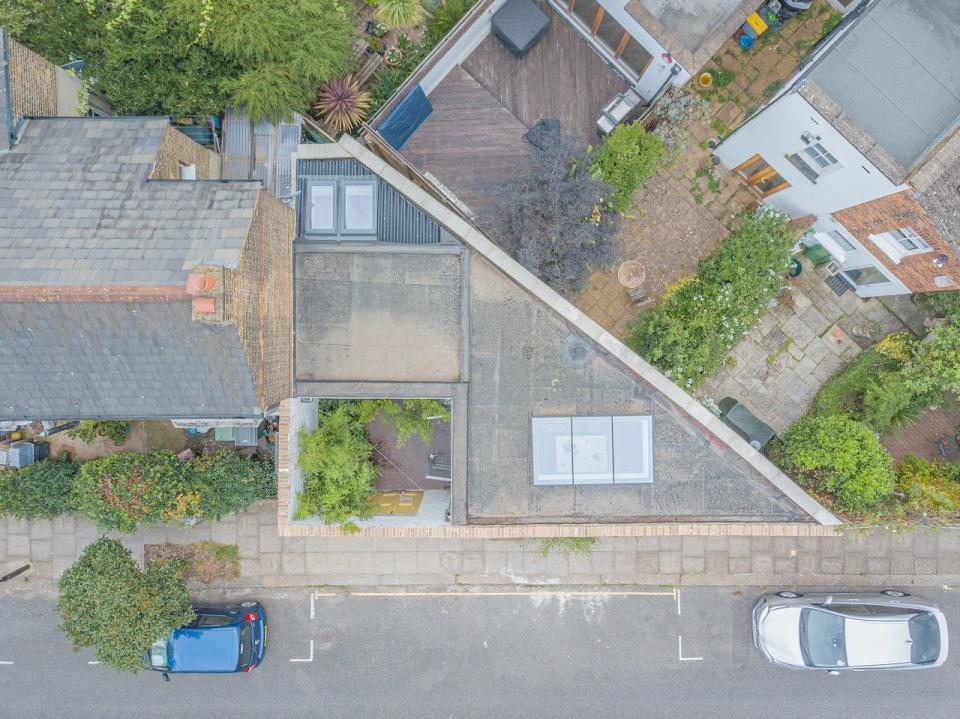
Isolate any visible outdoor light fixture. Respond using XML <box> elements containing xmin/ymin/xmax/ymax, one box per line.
<box><xmin>933</xmin><ymin>254</ymin><xmax>949</xmax><ymax>268</ymax></box>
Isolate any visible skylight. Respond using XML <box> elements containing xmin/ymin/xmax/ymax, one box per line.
<box><xmin>343</xmin><ymin>182</ymin><xmax>376</xmax><ymax>233</ymax></box>
<box><xmin>531</xmin><ymin>415</ymin><xmax>653</xmax><ymax>486</ymax></box>
<box><xmin>309</xmin><ymin>182</ymin><xmax>335</xmax><ymax>233</ymax></box>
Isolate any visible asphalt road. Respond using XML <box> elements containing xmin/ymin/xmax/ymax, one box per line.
<box><xmin>1</xmin><ymin>585</ymin><xmax>957</xmax><ymax>719</ymax></box>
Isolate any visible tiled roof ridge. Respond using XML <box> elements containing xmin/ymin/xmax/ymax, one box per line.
<box><xmin>0</xmin><ymin>286</ymin><xmax>191</xmax><ymax>302</ymax></box>
<box><xmin>313</xmin><ymin>135</ymin><xmax>841</xmax><ymax>526</ymax></box>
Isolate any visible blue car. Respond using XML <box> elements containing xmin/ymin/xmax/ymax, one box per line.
<box><xmin>146</xmin><ymin>602</ymin><xmax>266</xmax><ymax>675</ymax></box>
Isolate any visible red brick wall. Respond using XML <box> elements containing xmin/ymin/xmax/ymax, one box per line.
<box><xmin>832</xmin><ymin>191</ymin><xmax>960</xmax><ymax>293</ymax></box>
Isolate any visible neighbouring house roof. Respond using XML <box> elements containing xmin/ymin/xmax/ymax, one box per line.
<box><xmin>0</xmin><ymin>116</ymin><xmax>260</xmax><ymax>286</ymax></box>
<box><xmin>0</xmin><ymin>29</ymin><xmax>11</xmax><ymax>153</ymax></box>
<box><xmin>0</xmin><ymin>301</ymin><xmax>260</xmax><ymax>420</ymax></box>
<box><xmin>290</xmin><ymin>137</ymin><xmax>840</xmax><ymax>526</ymax></box>
<box><xmin>802</xmin><ymin>0</ymin><xmax>960</xmax><ymax>181</ymax></box>
<box><xmin>911</xmin><ymin>127</ymin><xmax>960</xmax><ymax>255</ymax></box>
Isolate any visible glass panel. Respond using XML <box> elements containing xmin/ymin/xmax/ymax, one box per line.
<box><xmin>737</xmin><ymin>156</ymin><xmax>769</xmax><ymax>179</ymax></box>
<box><xmin>754</xmin><ymin>171</ymin><xmax>788</xmax><ymax>195</ymax></box>
<box><xmin>800</xmin><ymin>608</ymin><xmax>847</xmax><ymax>668</ymax></box>
<box><xmin>844</xmin><ymin>266</ymin><xmax>889</xmax><ymax>286</ymax></box>
<box><xmin>619</xmin><ymin>37</ymin><xmax>652</xmax><ymax>77</ymax></box>
<box><xmin>612</xmin><ymin>416</ymin><xmax>652</xmax><ymax>483</ymax></box>
<box><xmin>595</xmin><ymin>12</ymin><xmax>623</xmax><ymax>53</ymax></box>
<box><xmin>571</xmin><ymin>416</ymin><xmax>613</xmax><ymax>484</ymax></box>
<box><xmin>532</xmin><ymin>417</ymin><xmax>574</xmax><ymax>485</ymax></box>
<box><xmin>343</xmin><ymin>182</ymin><xmax>375</xmax><ymax>232</ymax></box>
<box><xmin>570</xmin><ymin>0</ymin><xmax>602</xmax><ymax>31</ymax></box>
<box><xmin>309</xmin><ymin>183</ymin><xmax>335</xmax><ymax>232</ymax></box>
<box><xmin>892</xmin><ymin>227</ymin><xmax>927</xmax><ymax>251</ymax></box>
<box><xmin>828</xmin><ymin>230</ymin><xmax>856</xmax><ymax>251</ymax></box>
<box><xmin>196</xmin><ymin>613</ymin><xmax>233</xmax><ymax>627</ymax></box>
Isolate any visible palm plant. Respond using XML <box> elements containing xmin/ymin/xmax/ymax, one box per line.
<box><xmin>313</xmin><ymin>75</ymin><xmax>371</xmax><ymax>134</ymax></box>
<box><xmin>375</xmin><ymin>0</ymin><xmax>425</xmax><ymax>29</ymax></box>
<box><xmin>427</xmin><ymin>0</ymin><xmax>472</xmax><ymax>43</ymax></box>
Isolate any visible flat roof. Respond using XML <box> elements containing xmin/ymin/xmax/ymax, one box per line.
<box><xmin>808</xmin><ymin>0</ymin><xmax>960</xmax><ymax>172</ymax></box>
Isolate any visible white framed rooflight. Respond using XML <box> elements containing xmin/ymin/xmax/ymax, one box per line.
<box><xmin>342</xmin><ymin>180</ymin><xmax>377</xmax><ymax>234</ymax></box>
<box><xmin>532</xmin><ymin>415</ymin><xmax>653</xmax><ymax>486</ymax></box>
<box><xmin>308</xmin><ymin>181</ymin><xmax>336</xmax><ymax>234</ymax></box>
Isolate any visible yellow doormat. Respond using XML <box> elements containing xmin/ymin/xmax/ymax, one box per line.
<box><xmin>372</xmin><ymin>491</ymin><xmax>423</xmax><ymax>515</ymax></box>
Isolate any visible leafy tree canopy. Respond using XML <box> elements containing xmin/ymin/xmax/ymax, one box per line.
<box><xmin>57</xmin><ymin>538</ymin><xmax>194</xmax><ymax>673</ymax></box>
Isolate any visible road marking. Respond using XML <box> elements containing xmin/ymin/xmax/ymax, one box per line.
<box><xmin>678</xmin><ymin>635</ymin><xmax>703</xmax><ymax>662</ymax></box>
<box><xmin>316</xmin><ymin>589</ymin><xmax>676</xmax><ymax>599</ymax></box>
<box><xmin>290</xmin><ymin>640</ymin><xmax>314</xmax><ymax>663</ymax></box>
<box><xmin>0</xmin><ymin>661</ymin><xmax>14</xmax><ymax>665</ymax></box>
<box><xmin>310</xmin><ymin>592</ymin><xmax>315</xmax><ymax>619</ymax></box>
<box><xmin>88</xmin><ymin>661</ymin><xmax>100</xmax><ymax>665</ymax></box>
<box><xmin>676</xmin><ymin>588</ymin><xmax>681</xmax><ymax>616</ymax></box>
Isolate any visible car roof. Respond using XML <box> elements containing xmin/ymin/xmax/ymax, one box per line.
<box><xmin>168</xmin><ymin>626</ymin><xmax>241</xmax><ymax>672</ymax></box>
<box><xmin>844</xmin><ymin>616</ymin><xmax>914</xmax><ymax>667</ymax></box>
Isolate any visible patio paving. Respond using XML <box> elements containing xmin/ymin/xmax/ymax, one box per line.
<box><xmin>573</xmin><ymin>4</ymin><xmax>840</xmax><ymax>339</ymax></box>
<box><xmin>696</xmin><ymin>257</ymin><xmax>911</xmax><ymax>433</ymax></box>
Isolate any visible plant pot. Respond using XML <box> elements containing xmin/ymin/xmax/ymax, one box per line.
<box><xmin>698</xmin><ymin>72</ymin><xmax>713</xmax><ymax>88</ymax></box>
<box><xmin>788</xmin><ymin>257</ymin><xmax>802</xmax><ymax>277</ymax></box>
<box><xmin>384</xmin><ymin>48</ymin><xmax>403</xmax><ymax>67</ymax></box>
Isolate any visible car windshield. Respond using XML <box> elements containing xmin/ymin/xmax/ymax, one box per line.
<box><xmin>237</xmin><ymin>622</ymin><xmax>254</xmax><ymax>670</ymax></box>
<box><xmin>800</xmin><ymin>608</ymin><xmax>847</xmax><ymax>668</ymax></box>
<box><xmin>909</xmin><ymin>612</ymin><xmax>941</xmax><ymax>665</ymax></box>
<box><xmin>148</xmin><ymin>638</ymin><xmax>170</xmax><ymax>670</ymax></box>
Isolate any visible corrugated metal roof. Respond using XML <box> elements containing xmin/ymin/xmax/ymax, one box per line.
<box><xmin>296</xmin><ymin>158</ymin><xmax>441</xmax><ymax>244</ymax></box>
<box><xmin>221</xmin><ymin>107</ymin><xmax>253</xmax><ymax>180</ymax></box>
<box><xmin>224</xmin><ymin>108</ymin><xmax>302</xmax><ymax>197</ymax></box>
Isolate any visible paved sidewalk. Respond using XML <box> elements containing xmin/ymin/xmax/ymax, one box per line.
<box><xmin>3</xmin><ymin>502</ymin><xmax>960</xmax><ymax>592</ymax></box>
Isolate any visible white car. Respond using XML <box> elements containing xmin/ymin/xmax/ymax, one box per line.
<box><xmin>753</xmin><ymin>590</ymin><xmax>949</xmax><ymax>671</ymax></box>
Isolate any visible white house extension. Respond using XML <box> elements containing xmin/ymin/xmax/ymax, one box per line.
<box><xmin>714</xmin><ymin>0</ymin><xmax>960</xmax><ymax>298</ymax></box>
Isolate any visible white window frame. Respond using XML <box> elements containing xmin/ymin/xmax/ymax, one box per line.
<box><xmin>788</xmin><ymin>138</ymin><xmax>842</xmax><ymax>182</ymax></box>
<box><xmin>827</xmin><ymin>229</ymin><xmax>856</xmax><ymax>252</ymax></box>
<box><xmin>307</xmin><ymin>180</ymin><xmax>337</xmax><ymax>235</ymax></box>
<box><xmin>869</xmin><ymin>227</ymin><xmax>931</xmax><ymax>264</ymax></box>
<box><xmin>340</xmin><ymin>180</ymin><xmax>377</xmax><ymax>236</ymax></box>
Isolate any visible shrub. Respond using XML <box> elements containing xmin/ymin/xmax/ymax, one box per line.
<box><xmin>902</xmin><ymin>318</ymin><xmax>960</xmax><ymax>402</ymax></box>
<box><xmin>191</xmin><ymin>451</ymin><xmax>276</xmax><ymax>519</ymax></box>
<box><xmin>873</xmin><ymin>332</ymin><xmax>918</xmax><ymax>367</ymax></box>
<box><xmin>67</xmin><ymin>420</ymin><xmax>130</xmax><ymax>446</ymax></box>
<box><xmin>427</xmin><ymin>0</ymin><xmax>472</xmax><ymax>42</ymax></box>
<box><xmin>357</xmin><ymin>399</ymin><xmax>450</xmax><ymax>447</ymax></box>
<box><xmin>71</xmin><ymin>452</ymin><xmax>193</xmax><ymax>532</ymax></box>
<box><xmin>809</xmin><ymin>349</ymin><xmax>890</xmax><ymax>419</ymax></box>
<box><xmin>313</xmin><ymin>75</ymin><xmax>370</xmax><ymax>133</ymax></box>
<box><xmin>0</xmin><ymin>460</ymin><xmax>78</xmax><ymax>519</ymax></box>
<box><xmin>591</xmin><ymin>122</ymin><xmax>664</xmax><ymax>212</ymax></box>
<box><xmin>57</xmin><ymin>538</ymin><xmax>194</xmax><ymax>673</ymax></box>
<box><xmin>923</xmin><ymin>290</ymin><xmax>960</xmax><ymax>319</ymax></box>
<box><xmin>480</xmin><ymin>135</ymin><xmax>621</xmax><ymax>296</ymax></box>
<box><xmin>628</xmin><ymin>208</ymin><xmax>797</xmax><ymax>389</ymax></box>
<box><xmin>861</xmin><ymin>377</ymin><xmax>927</xmax><ymax>433</ymax></box>
<box><xmin>773</xmin><ymin>415</ymin><xmax>895</xmax><ymax>514</ymax></box>
<box><xmin>376</xmin><ymin>0</ymin><xmax>425</xmax><ymax>28</ymax></box>
<box><xmin>895</xmin><ymin>456</ymin><xmax>960</xmax><ymax>516</ymax></box>
<box><xmin>296</xmin><ymin>402</ymin><xmax>379</xmax><ymax>526</ymax></box>
<box><xmin>368</xmin><ymin>40</ymin><xmax>432</xmax><ymax>115</ymax></box>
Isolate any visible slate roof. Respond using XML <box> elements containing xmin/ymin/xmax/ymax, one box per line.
<box><xmin>805</xmin><ymin>0</ymin><xmax>960</xmax><ymax>178</ymax></box>
<box><xmin>0</xmin><ymin>301</ymin><xmax>260</xmax><ymax>420</ymax></box>
<box><xmin>0</xmin><ymin>116</ymin><xmax>261</xmax><ymax>286</ymax></box>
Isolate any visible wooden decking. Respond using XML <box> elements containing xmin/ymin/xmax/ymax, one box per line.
<box><xmin>400</xmin><ymin>3</ymin><xmax>629</xmax><ymax>213</ymax></box>
<box><xmin>463</xmin><ymin>4</ymin><xmax>629</xmax><ymax>147</ymax></box>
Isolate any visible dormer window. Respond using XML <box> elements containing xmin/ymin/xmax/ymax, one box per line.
<box><xmin>303</xmin><ymin>178</ymin><xmax>377</xmax><ymax>239</ymax></box>
<box><xmin>787</xmin><ymin>140</ymin><xmax>840</xmax><ymax>182</ymax></box>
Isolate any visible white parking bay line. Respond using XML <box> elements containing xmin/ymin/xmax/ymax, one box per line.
<box><xmin>322</xmin><ymin>590</ymin><xmax>676</xmax><ymax>599</ymax></box>
<box><xmin>0</xmin><ymin>661</ymin><xmax>14</xmax><ymax>665</ymax></box>
<box><xmin>678</xmin><ymin>635</ymin><xmax>703</xmax><ymax>662</ymax></box>
<box><xmin>290</xmin><ymin>640</ymin><xmax>314</xmax><ymax>663</ymax></box>
<box><xmin>88</xmin><ymin>661</ymin><xmax>100</xmax><ymax>665</ymax></box>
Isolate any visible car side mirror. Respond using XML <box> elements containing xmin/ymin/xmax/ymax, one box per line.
<box><xmin>162</xmin><ymin>672</ymin><xmax>170</xmax><ymax>682</ymax></box>
<box><xmin>824</xmin><ymin>595</ymin><xmax>833</xmax><ymax>606</ymax></box>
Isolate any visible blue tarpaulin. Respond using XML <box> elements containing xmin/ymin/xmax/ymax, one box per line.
<box><xmin>378</xmin><ymin>85</ymin><xmax>432</xmax><ymax>150</ymax></box>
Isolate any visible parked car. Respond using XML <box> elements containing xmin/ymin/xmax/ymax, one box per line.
<box><xmin>146</xmin><ymin>602</ymin><xmax>266</xmax><ymax>675</ymax></box>
<box><xmin>753</xmin><ymin>590</ymin><xmax>948</xmax><ymax>672</ymax></box>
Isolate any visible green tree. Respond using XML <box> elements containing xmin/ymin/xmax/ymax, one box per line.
<box><xmin>902</xmin><ymin>318</ymin><xmax>960</xmax><ymax>402</ymax></box>
<box><xmin>773</xmin><ymin>414</ymin><xmax>895</xmax><ymax>514</ymax></box>
<box><xmin>191</xmin><ymin>450</ymin><xmax>276</xmax><ymax>519</ymax></box>
<box><xmin>57</xmin><ymin>538</ymin><xmax>194</xmax><ymax>673</ymax></box>
<box><xmin>591</xmin><ymin>121</ymin><xmax>664</xmax><ymax>213</ymax></box>
<box><xmin>0</xmin><ymin>460</ymin><xmax>78</xmax><ymax>519</ymax></box>
<box><xmin>67</xmin><ymin>420</ymin><xmax>130</xmax><ymax>446</ymax></box>
<box><xmin>357</xmin><ymin>398</ymin><xmax>450</xmax><ymax>447</ymax></box>
<box><xmin>296</xmin><ymin>402</ymin><xmax>379</xmax><ymax>526</ymax></box>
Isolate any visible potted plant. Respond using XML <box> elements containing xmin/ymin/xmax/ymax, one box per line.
<box><xmin>384</xmin><ymin>46</ymin><xmax>403</xmax><ymax>67</ymax></box>
<box><xmin>366</xmin><ymin>36</ymin><xmax>383</xmax><ymax>54</ymax></box>
<box><xmin>372</xmin><ymin>20</ymin><xmax>388</xmax><ymax>38</ymax></box>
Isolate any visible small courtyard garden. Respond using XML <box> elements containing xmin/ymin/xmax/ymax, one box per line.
<box><xmin>766</xmin><ymin>291</ymin><xmax>960</xmax><ymax>524</ymax></box>
<box><xmin>294</xmin><ymin>398</ymin><xmax>451</xmax><ymax>529</ymax></box>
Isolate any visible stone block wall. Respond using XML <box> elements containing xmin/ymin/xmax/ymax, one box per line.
<box><xmin>833</xmin><ymin>190</ymin><xmax>960</xmax><ymax>293</ymax></box>
<box><xmin>151</xmin><ymin>125</ymin><xmax>221</xmax><ymax>180</ymax></box>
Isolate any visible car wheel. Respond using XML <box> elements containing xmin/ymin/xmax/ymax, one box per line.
<box><xmin>776</xmin><ymin>591</ymin><xmax>802</xmax><ymax>598</ymax></box>
<box><xmin>240</xmin><ymin>601</ymin><xmax>258</xmax><ymax>607</ymax></box>
<box><xmin>881</xmin><ymin>590</ymin><xmax>908</xmax><ymax>598</ymax></box>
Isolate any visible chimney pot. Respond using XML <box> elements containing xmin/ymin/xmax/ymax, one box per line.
<box><xmin>193</xmin><ymin>296</ymin><xmax>216</xmax><ymax>314</ymax></box>
<box><xmin>186</xmin><ymin>273</ymin><xmax>217</xmax><ymax>296</ymax></box>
